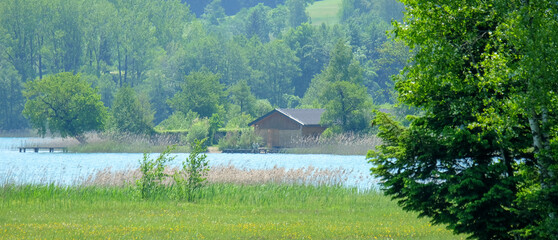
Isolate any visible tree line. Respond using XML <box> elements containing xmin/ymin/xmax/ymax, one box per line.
<box><xmin>0</xmin><ymin>0</ymin><xmax>406</xmax><ymax>135</ymax></box>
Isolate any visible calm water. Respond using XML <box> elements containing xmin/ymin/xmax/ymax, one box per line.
<box><xmin>0</xmin><ymin>138</ymin><xmax>377</xmax><ymax>189</ymax></box>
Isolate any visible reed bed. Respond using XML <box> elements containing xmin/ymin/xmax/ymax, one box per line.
<box><xmin>0</xmin><ymin>129</ymin><xmax>38</xmax><ymax>138</ymax></box>
<box><xmin>19</xmin><ymin>132</ymin><xmax>189</xmax><ymax>153</ymax></box>
<box><xmin>79</xmin><ymin>165</ymin><xmax>356</xmax><ymax>188</ymax></box>
<box><xmin>286</xmin><ymin>133</ymin><xmax>382</xmax><ymax>155</ymax></box>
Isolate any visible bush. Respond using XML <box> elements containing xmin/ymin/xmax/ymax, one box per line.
<box><xmin>136</xmin><ymin>146</ymin><xmax>176</xmax><ymax>199</ymax></box>
<box><xmin>186</xmin><ymin>119</ymin><xmax>209</xmax><ymax>147</ymax></box>
<box><xmin>135</xmin><ymin>140</ymin><xmax>210</xmax><ymax>201</ymax></box>
<box><xmin>172</xmin><ymin>139</ymin><xmax>209</xmax><ymax>202</ymax></box>
<box><xmin>155</xmin><ymin>111</ymin><xmax>199</xmax><ymax>131</ymax></box>
<box><xmin>218</xmin><ymin>128</ymin><xmax>262</xmax><ymax>150</ymax></box>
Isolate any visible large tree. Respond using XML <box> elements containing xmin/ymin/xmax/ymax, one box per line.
<box><xmin>110</xmin><ymin>87</ymin><xmax>154</xmax><ymax>135</ymax></box>
<box><xmin>22</xmin><ymin>72</ymin><xmax>107</xmax><ymax>143</ymax></box>
<box><xmin>168</xmin><ymin>70</ymin><xmax>226</xmax><ymax>118</ymax></box>
<box><xmin>369</xmin><ymin>0</ymin><xmax>558</xmax><ymax>239</ymax></box>
<box><xmin>320</xmin><ymin>81</ymin><xmax>372</xmax><ymax>133</ymax></box>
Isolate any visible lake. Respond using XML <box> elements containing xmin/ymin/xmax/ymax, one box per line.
<box><xmin>0</xmin><ymin>138</ymin><xmax>377</xmax><ymax>189</ymax></box>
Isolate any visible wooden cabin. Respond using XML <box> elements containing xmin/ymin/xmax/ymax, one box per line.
<box><xmin>249</xmin><ymin>108</ymin><xmax>327</xmax><ymax>148</ymax></box>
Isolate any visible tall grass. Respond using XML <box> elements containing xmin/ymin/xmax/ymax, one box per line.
<box><xmin>0</xmin><ymin>129</ymin><xmax>37</xmax><ymax>137</ymax></box>
<box><xmin>0</xmin><ymin>183</ymin><xmax>464</xmax><ymax>239</ymax></box>
<box><xmin>19</xmin><ymin>131</ymin><xmax>189</xmax><ymax>153</ymax></box>
<box><xmin>80</xmin><ymin>165</ymin><xmax>358</xmax><ymax>188</ymax></box>
<box><xmin>285</xmin><ymin>133</ymin><xmax>381</xmax><ymax>155</ymax></box>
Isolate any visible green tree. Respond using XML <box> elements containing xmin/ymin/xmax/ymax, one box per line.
<box><xmin>202</xmin><ymin>0</ymin><xmax>226</xmax><ymax>26</ymax></box>
<box><xmin>284</xmin><ymin>23</ymin><xmax>330</xmax><ymax>97</ymax></box>
<box><xmin>168</xmin><ymin>70</ymin><xmax>226</xmax><ymax>118</ymax></box>
<box><xmin>0</xmin><ymin>0</ymin><xmax>39</xmax><ymax>81</ymax></box>
<box><xmin>369</xmin><ymin>1</ymin><xmax>558</xmax><ymax>239</ymax></box>
<box><xmin>302</xmin><ymin>40</ymin><xmax>363</xmax><ymax>106</ymax></box>
<box><xmin>0</xmin><ymin>60</ymin><xmax>26</xmax><ymax>130</ymax></box>
<box><xmin>114</xmin><ymin>0</ymin><xmax>158</xmax><ymax>87</ymax></box>
<box><xmin>286</xmin><ymin>0</ymin><xmax>310</xmax><ymax>28</ymax></box>
<box><xmin>245</xmin><ymin>3</ymin><xmax>271</xmax><ymax>42</ymax></box>
<box><xmin>110</xmin><ymin>87</ymin><xmax>154</xmax><ymax>135</ymax></box>
<box><xmin>320</xmin><ymin>81</ymin><xmax>372</xmax><ymax>132</ymax></box>
<box><xmin>228</xmin><ymin>80</ymin><xmax>257</xmax><ymax>115</ymax></box>
<box><xmin>22</xmin><ymin>72</ymin><xmax>107</xmax><ymax>143</ymax></box>
<box><xmin>80</xmin><ymin>0</ymin><xmax>117</xmax><ymax>77</ymax></box>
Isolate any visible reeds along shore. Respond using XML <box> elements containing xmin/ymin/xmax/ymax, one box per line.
<box><xmin>286</xmin><ymin>133</ymin><xmax>381</xmax><ymax>155</ymax></box>
<box><xmin>80</xmin><ymin>165</ymin><xmax>361</xmax><ymax>188</ymax></box>
<box><xmin>15</xmin><ymin>132</ymin><xmax>380</xmax><ymax>155</ymax></box>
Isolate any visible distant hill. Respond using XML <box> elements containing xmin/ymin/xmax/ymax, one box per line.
<box><xmin>307</xmin><ymin>0</ymin><xmax>342</xmax><ymax>25</ymax></box>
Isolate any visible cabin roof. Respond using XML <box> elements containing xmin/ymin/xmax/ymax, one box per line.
<box><xmin>249</xmin><ymin>108</ymin><xmax>325</xmax><ymax>126</ymax></box>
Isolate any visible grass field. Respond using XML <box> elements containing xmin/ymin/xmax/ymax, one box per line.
<box><xmin>307</xmin><ymin>0</ymin><xmax>343</xmax><ymax>26</ymax></box>
<box><xmin>0</xmin><ymin>183</ymin><xmax>465</xmax><ymax>239</ymax></box>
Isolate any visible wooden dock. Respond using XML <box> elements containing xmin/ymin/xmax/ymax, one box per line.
<box><xmin>19</xmin><ymin>147</ymin><xmax>68</xmax><ymax>153</ymax></box>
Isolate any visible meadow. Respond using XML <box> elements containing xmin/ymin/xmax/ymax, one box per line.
<box><xmin>0</xmin><ymin>165</ymin><xmax>465</xmax><ymax>239</ymax></box>
<box><xmin>307</xmin><ymin>0</ymin><xmax>342</xmax><ymax>25</ymax></box>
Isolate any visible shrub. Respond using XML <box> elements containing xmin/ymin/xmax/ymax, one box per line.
<box><xmin>185</xmin><ymin>119</ymin><xmax>209</xmax><ymax>147</ymax></box>
<box><xmin>218</xmin><ymin>128</ymin><xmax>262</xmax><ymax>150</ymax></box>
<box><xmin>155</xmin><ymin>111</ymin><xmax>199</xmax><ymax>131</ymax></box>
<box><xmin>173</xmin><ymin>139</ymin><xmax>209</xmax><ymax>202</ymax></box>
<box><xmin>136</xmin><ymin>146</ymin><xmax>176</xmax><ymax>199</ymax></box>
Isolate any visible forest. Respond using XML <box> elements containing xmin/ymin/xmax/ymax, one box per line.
<box><xmin>0</xmin><ymin>0</ymin><xmax>407</xmax><ymax>136</ymax></box>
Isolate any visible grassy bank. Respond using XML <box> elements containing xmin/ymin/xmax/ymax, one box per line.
<box><xmin>0</xmin><ymin>184</ymin><xmax>463</xmax><ymax>239</ymax></box>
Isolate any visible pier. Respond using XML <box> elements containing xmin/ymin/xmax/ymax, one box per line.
<box><xmin>19</xmin><ymin>147</ymin><xmax>68</xmax><ymax>153</ymax></box>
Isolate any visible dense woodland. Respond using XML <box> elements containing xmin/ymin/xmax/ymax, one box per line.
<box><xmin>0</xmin><ymin>0</ymin><xmax>407</xmax><ymax>134</ymax></box>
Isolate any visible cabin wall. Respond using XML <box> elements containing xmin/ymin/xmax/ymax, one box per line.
<box><xmin>255</xmin><ymin>129</ymin><xmax>301</xmax><ymax>148</ymax></box>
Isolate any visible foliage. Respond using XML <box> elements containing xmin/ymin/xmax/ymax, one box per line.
<box><xmin>136</xmin><ymin>146</ymin><xmax>176</xmax><ymax>199</ymax></box>
<box><xmin>155</xmin><ymin>111</ymin><xmax>200</xmax><ymax>132</ymax></box>
<box><xmin>208</xmin><ymin>113</ymin><xmax>223</xmax><ymax>145</ymax></box>
<box><xmin>369</xmin><ymin>1</ymin><xmax>558</xmax><ymax>239</ymax></box>
<box><xmin>227</xmin><ymin>80</ymin><xmax>257</xmax><ymax>115</ymax></box>
<box><xmin>218</xmin><ymin>128</ymin><xmax>262</xmax><ymax>150</ymax></box>
<box><xmin>302</xmin><ymin>40</ymin><xmax>364</xmax><ymax>106</ymax></box>
<box><xmin>185</xmin><ymin>119</ymin><xmax>210</xmax><ymax>147</ymax></box>
<box><xmin>22</xmin><ymin>73</ymin><xmax>107</xmax><ymax>143</ymax></box>
<box><xmin>168</xmin><ymin>70</ymin><xmax>226</xmax><ymax>118</ymax></box>
<box><xmin>224</xmin><ymin>113</ymin><xmax>254</xmax><ymax>130</ymax></box>
<box><xmin>320</xmin><ymin>81</ymin><xmax>373</xmax><ymax>132</ymax></box>
<box><xmin>172</xmin><ymin>139</ymin><xmax>210</xmax><ymax>202</ymax></box>
<box><xmin>0</xmin><ymin>60</ymin><xmax>26</xmax><ymax>130</ymax></box>
<box><xmin>286</xmin><ymin>0</ymin><xmax>310</xmax><ymax>28</ymax></box>
<box><xmin>110</xmin><ymin>87</ymin><xmax>154</xmax><ymax>135</ymax></box>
